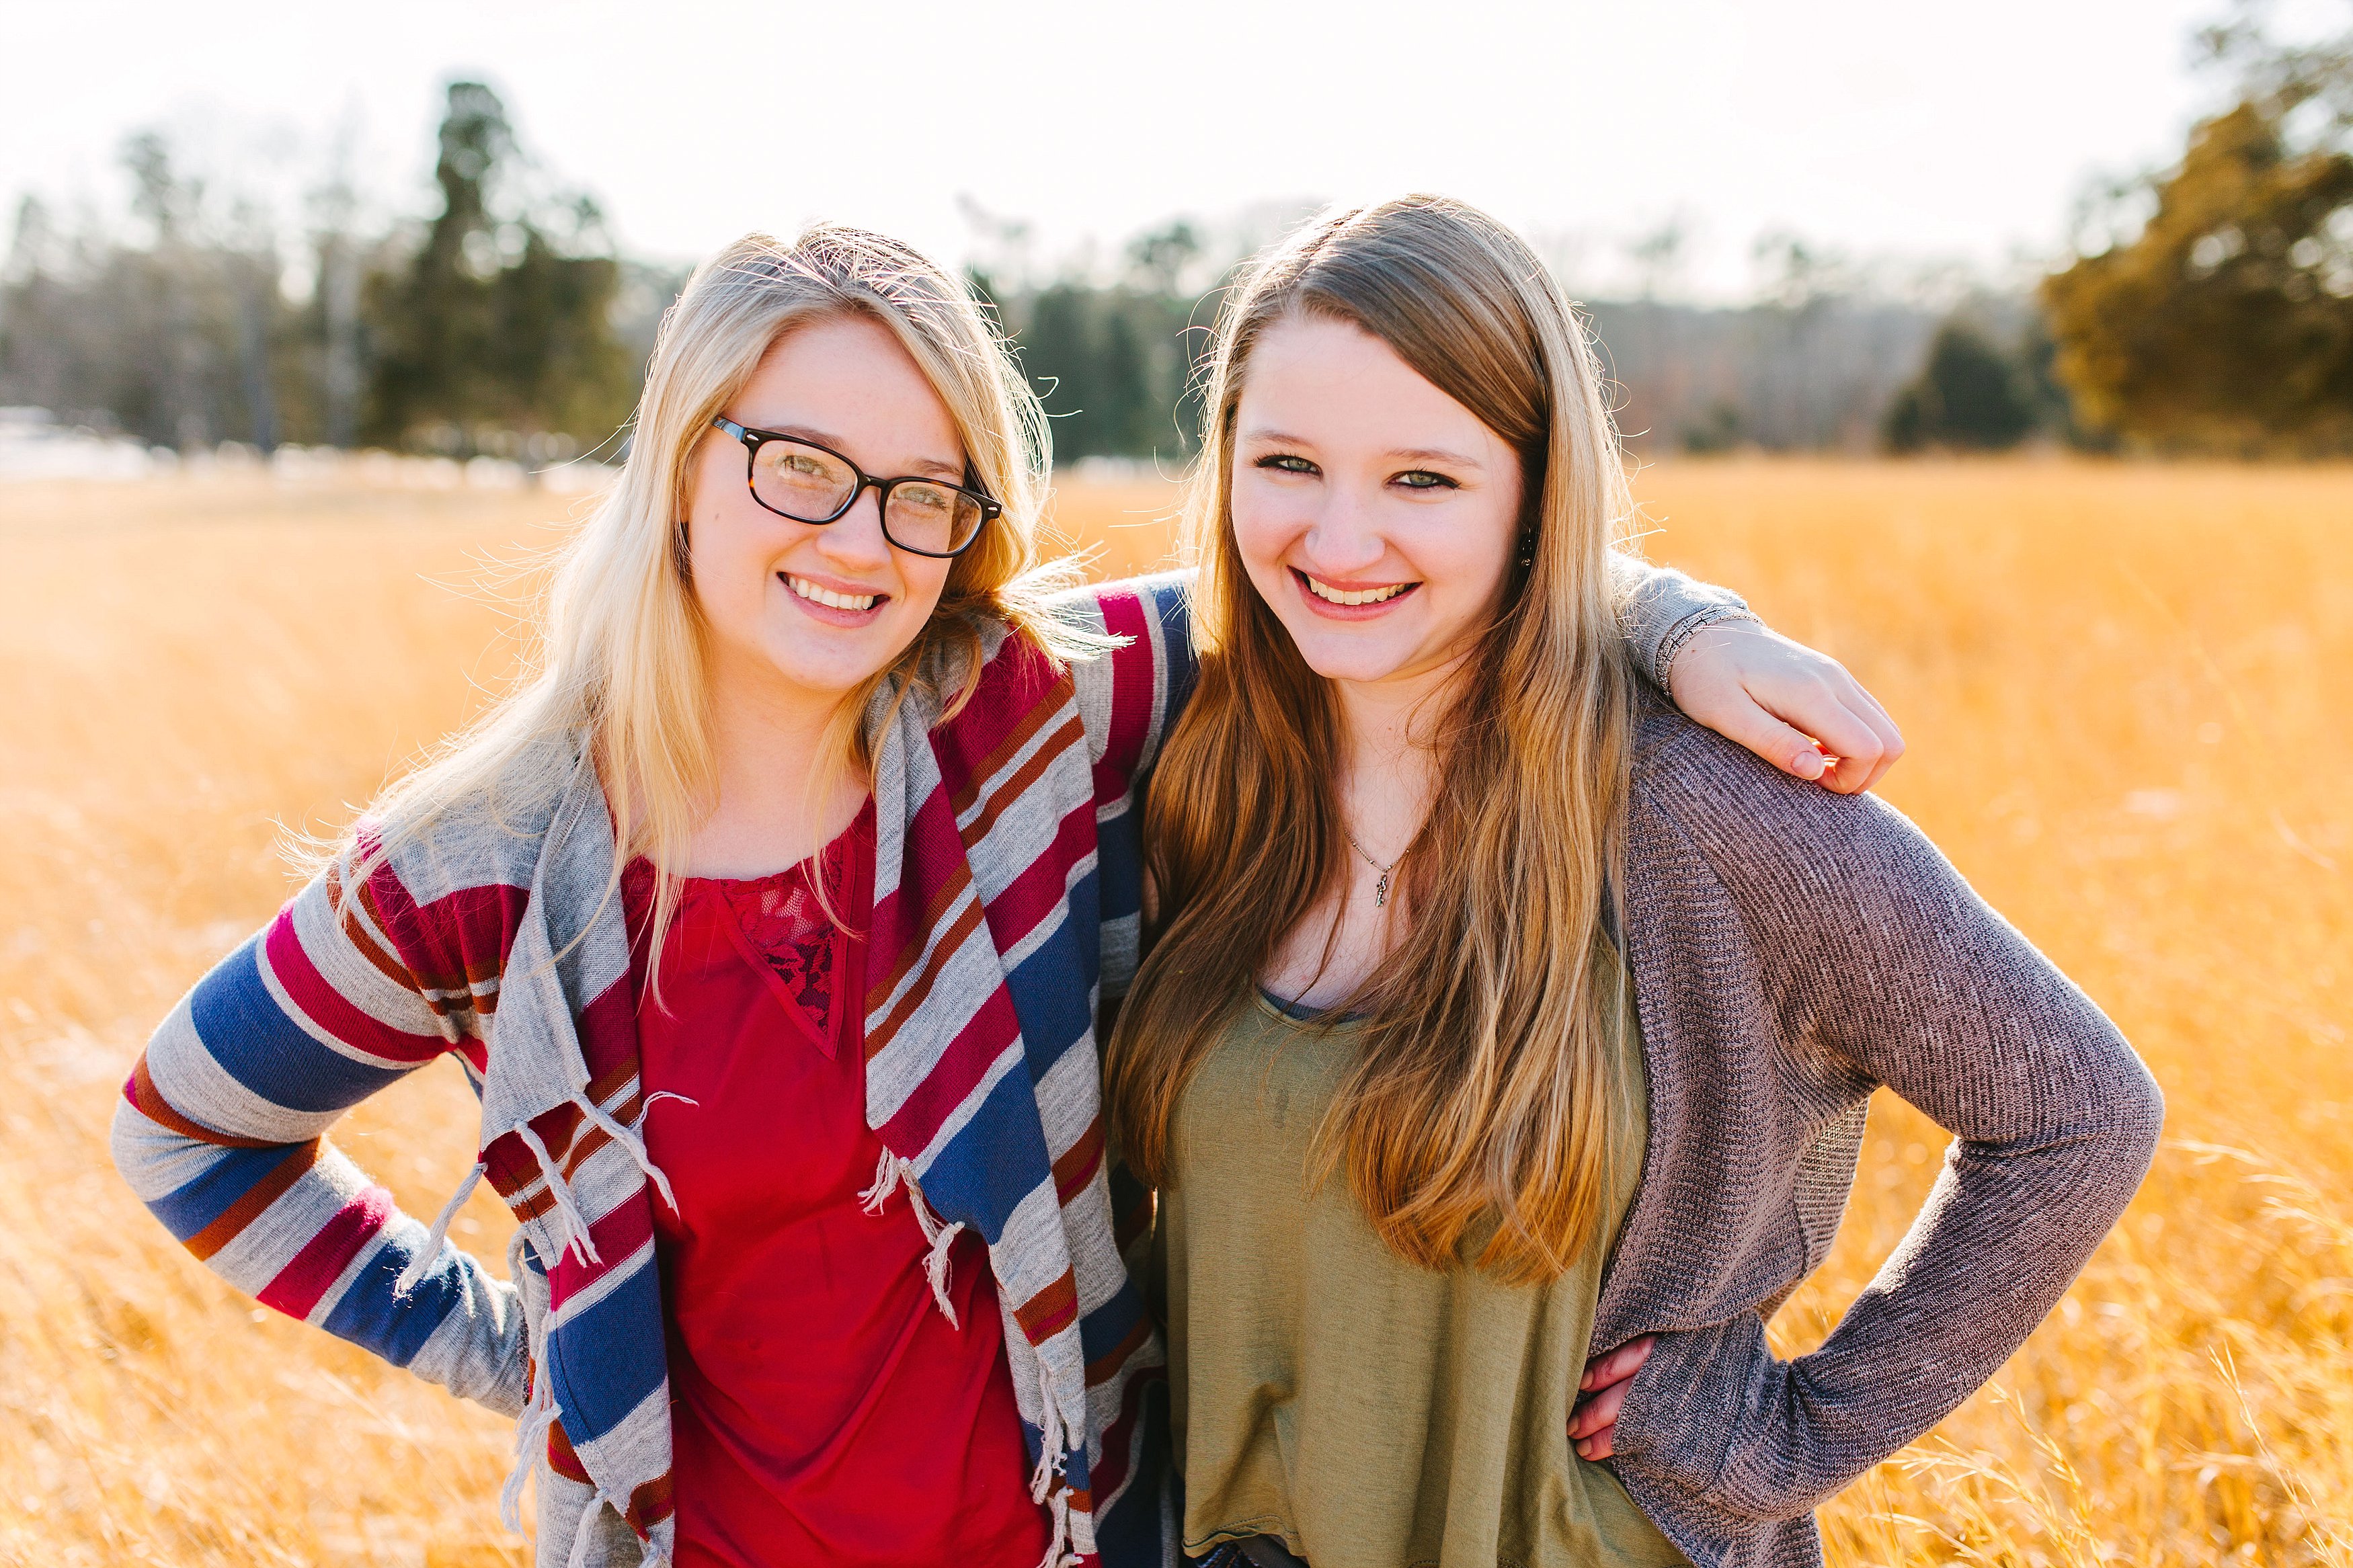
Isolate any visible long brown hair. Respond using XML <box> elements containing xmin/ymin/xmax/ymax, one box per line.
<box><xmin>1105</xmin><ymin>196</ymin><xmax>1640</xmax><ymax>1284</ymax></box>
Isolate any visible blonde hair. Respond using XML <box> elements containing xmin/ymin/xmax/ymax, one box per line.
<box><xmin>1105</xmin><ymin>195</ymin><xmax>1639</xmax><ymax>1284</ymax></box>
<box><xmin>354</xmin><ymin>224</ymin><xmax>1092</xmax><ymax>945</ymax></box>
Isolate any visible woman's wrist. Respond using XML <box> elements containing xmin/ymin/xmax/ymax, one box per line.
<box><xmin>1654</xmin><ymin>606</ymin><xmax>1764</xmax><ymax>691</ymax></box>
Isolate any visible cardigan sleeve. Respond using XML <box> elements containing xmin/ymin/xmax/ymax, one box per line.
<box><xmin>109</xmin><ymin>835</ymin><xmax>529</xmax><ymax>1417</ymax></box>
<box><xmin>1612</xmin><ymin>737</ymin><xmax>2163</xmax><ymax>1524</ymax></box>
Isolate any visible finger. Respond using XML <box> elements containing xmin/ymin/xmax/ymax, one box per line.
<box><xmin>1570</xmin><ymin>1383</ymin><xmax>1634</xmax><ymax>1456</ymax></box>
<box><xmin>1576</xmin><ymin>1335</ymin><xmax>1656</xmax><ymax>1392</ymax></box>
<box><xmin>1765</xmin><ymin>688</ymin><xmax>1884</xmax><ymax>795</ymax></box>
<box><xmin>1817</xmin><ymin>666</ymin><xmax>1905</xmax><ymax>792</ymax></box>
<box><xmin>1712</xmin><ymin>697</ymin><xmax>1838</xmax><ymax>785</ymax></box>
<box><xmin>1851</xmin><ymin>693</ymin><xmax>1907</xmax><ymax>793</ymax></box>
<box><xmin>1567</xmin><ymin>1377</ymin><xmax>1634</xmax><ymax>1439</ymax></box>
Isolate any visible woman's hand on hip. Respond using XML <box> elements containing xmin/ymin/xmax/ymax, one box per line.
<box><xmin>1569</xmin><ymin>1333</ymin><xmax>1655</xmax><ymax>1461</ymax></box>
<box><xmin>1668</xmin><ymin>620</ymin><xmax>1905</xmax><ymax>794</ymax></box>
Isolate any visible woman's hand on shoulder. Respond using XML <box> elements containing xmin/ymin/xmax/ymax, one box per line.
<box><xmin>1568</xmin><ymin>1333</ymin><xmax>1654</xmax><ymax>1460</ymax></box>
<box><xmin>1668</xmin><ymin>621</ymin><xmax>1904</xmax><ymax>795</ymax></box>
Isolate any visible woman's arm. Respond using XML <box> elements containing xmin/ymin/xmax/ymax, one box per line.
<box><xmin>1611</xmin><ymin>554</ymin><xmax>1903</xmax><ymax>794</ymax></box>
<box><xmin>1610</xmin><ymin>749</ymin><xmax>2163</xmax><ymax>1522</ymax></box>
<box><xmin>1070</xmin><ymin>563</ymin><xmax>1903</xmax><ymax>807</ymax></box>
<box><xmin>109</xmin><ymin>839</ymin><xmax>528</xmax><ymax>1415</ymax></box>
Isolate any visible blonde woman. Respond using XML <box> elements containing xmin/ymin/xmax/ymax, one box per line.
<box><xmin>1107</xmin><ymin>198</ymin><xmax>2163</xmax><ymax>1568</ymax></box>
<box><xmin>112</xmin><ymin>224</ymin><xmax>1889</xmax><ymax>1568</ymax></box>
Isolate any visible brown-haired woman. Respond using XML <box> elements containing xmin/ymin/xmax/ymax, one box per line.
<box><xmin>1105</xmin><ymin>196</ymin><xmax>2164</xmax><ymax>1568</ymax></box>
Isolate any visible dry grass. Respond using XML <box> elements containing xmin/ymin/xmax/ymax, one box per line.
<box><xmin>0</xmin><ymin>459</ymin><xmax>2344</xmax><ymax>1565</ymax></box>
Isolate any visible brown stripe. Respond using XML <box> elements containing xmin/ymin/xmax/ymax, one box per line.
<box><xmin>626</xmin><ymin>1471</ymin><xmax>676</xmax><ymax>1533</ymax></box>
<box><xmin>586</xmin><ymin>1057</ymin><xmax>641</xmax><ymax>1113</ymax></box>
<box><xmin>1051</xmin><ymin>1119</ymin><xmax>1105</xmax><ymax>1202</ymax></box>
<box><xmin>1084</xmin><ymin>1310</ymin><xmax>1152</xmax><ymax>1387</ymax></box>
<box><xmin>186</xmin><ymin>1140</ymin><xmax>323</xmax><ymax>1261</ymax></box>
<box><xmin>947</xmin><ymin>687</ymin><xmax>1069</xmax><ymax>819</ymax></box>
<box><xmin>545</xmin><ymin>1417</ymin><xmax>592</xmax><ymax>1483</ymax></box>
<box><xmin>128</xmin><ymin>1055</ymin><xmax>278</xmax><ymax>1149</ymax></box>
<box><xmin>868</xmin><ymin>858</ymin><xmax>975</xmax><ymax>1012</ymax></box>
<box><xmin>1011</xmin><ymin>1269</ymin><xmax>1079</xmax><ymax>1341</ymax></box>
<box><xmin>341</xmin><ymin>869</ymin><xmax>424</xmax><ymax>997</ymax></box>
<box><xmin>962</xmin><ymin>714</ymin><xmax>1085</xmax><ymax>850</ymax></box>
<box><xmin>867</xmin><ymin>892</ymin><xmax>989</xmax><ymax>1061</ymax></box>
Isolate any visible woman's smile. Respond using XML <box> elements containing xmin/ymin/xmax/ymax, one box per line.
<box><xmin>780</xmin><ymin>569</ymin><xmax>891</xmax><ymax>626</ymax></box>
<box><xmin>1291</xmin><ymin>567</ymin><xmax>1421</xmax><ymax>617</ymax></box>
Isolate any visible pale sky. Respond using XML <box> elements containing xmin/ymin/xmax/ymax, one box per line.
<box><xmin>0</xmin><ymin>0</ymin><xmax>2319</xmax><ymax>300</ymax></box>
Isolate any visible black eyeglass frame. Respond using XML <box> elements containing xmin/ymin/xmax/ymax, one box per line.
<box><xmin>712</xmin><ymin>417</ymin><xmax>1002</xmax><ymax>559</ymax></box>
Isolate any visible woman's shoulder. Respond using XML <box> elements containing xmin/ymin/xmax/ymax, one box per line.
<box><xmin>353</xmin><ymin>728</ymin><xmax>590</xmax><ymax>902</ymax></box>
<box><xmin>1627</xmin><ymin>698</ymin><xmax>1948</xmax><ymax>909</ymax></box>
<box><xmin>1041</xmin><ymin>569</ymin><xmax>1194</xmax><ymax>643</ymax></box>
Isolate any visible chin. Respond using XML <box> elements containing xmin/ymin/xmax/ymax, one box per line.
<box><xmin>1288</xmin><ymin>635</ymin><xmax>1414</xmax><ymax>685</ymax></box>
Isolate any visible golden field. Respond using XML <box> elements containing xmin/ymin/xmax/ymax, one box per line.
<box><xmin>0</xmin><ymin>459</ymin><xmax>2345</xmax><ymax>1566</ymax></box>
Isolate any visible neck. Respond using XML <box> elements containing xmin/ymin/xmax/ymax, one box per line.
<box><xmin>682</xmin><ymin>647</ymin><xmax>866</xmax><ymax>877</ymax></box>
<box><xmin>1330</xmin><ymin>657</ymin><xmax>1458</xmax><ymax>856</ymax></box>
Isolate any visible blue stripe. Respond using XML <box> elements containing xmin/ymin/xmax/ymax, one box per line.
<box><xmin>321</xmin><ymin>1233</ymin><xmax>464</xmax><ymax>1367</ymax></box>
<box><xmin>1066</xmin><ymin>861</ymin><xmax>1101</xmax><ymax>997</ymax></box>
<box><xmin>1091</xmin><ymin>1379</ymin><xmax>1171</xmax><ymax>1568</ymax></box>
<box><xmin>543</xmin><ymin>1262</ymin><xmax>667</xmax><ymax>1444</ymax></box>
<box><xmin>918</xmin><ymin>1065</ymin><xmax>1054</xmax><ymax>1243</ymax></box>
<box><xmin>1095</xmin><ymin>805</ymin><xmax>1142</xmax><ymax>924</ymax></box>
<box><xmin>1077</xmin><ymin>1284</ymin><xmax>1145</xmax><ymax>1368</ymax></box>
<box><xmin>1147</xmin><ymin>577</ymin><xmax>1199</xmax><ymax>720</ymax></box>
<box><xmin>145</xmin><ymin>1141</ymin><xmax>307</xmax><ymax>1241</ymax></box>
<box><xmin>1002</xmin><ymin>906</ymin><xmax>1094</xmax><ymax>1083</ymax></box>
<box><xmin>190</xmin><ymin>935</ymin><xmax>409</xmax><ymax>1114</ymax></box>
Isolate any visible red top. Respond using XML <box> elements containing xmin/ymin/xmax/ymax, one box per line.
<box><xmin>623</xmin><ymin>807</ymin><xmax>1051</xmax><ymax>1568</ymax></box>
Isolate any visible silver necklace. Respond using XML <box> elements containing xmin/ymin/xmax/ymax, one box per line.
<box><xmin>1343</xmin><ymin>830</ymin><xmax>1400</xmax><ymax>907</ymax></box>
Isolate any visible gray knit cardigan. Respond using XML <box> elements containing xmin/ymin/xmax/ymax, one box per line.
<box><xmin>1597</xmin><ymin>703</ymin><xmax>2163</xmax><ymax>1567</ymax></box>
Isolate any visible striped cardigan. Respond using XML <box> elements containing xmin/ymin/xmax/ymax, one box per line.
<box><xmin>110</xmin><ymin>565</ymin><xmax>1748</xmax><ymax>1565</ymax></box>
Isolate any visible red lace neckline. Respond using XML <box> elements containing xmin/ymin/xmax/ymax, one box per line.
<box><xmin>623</xmin><ymin>852</ymin><xmax>849</xmax><ymax>1037</ymax></box>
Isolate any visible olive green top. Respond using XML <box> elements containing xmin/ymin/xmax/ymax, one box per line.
<box><xmin>1150</xmin><ymin>944</ymin><xmax>1685</xmax><ymax>1568</ymax></box>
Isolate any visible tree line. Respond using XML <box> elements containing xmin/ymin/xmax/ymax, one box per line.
<box><xmin>9</xmin><ymin>11</ymin><xmax>2353</xmax><ymax>464</ymax></box>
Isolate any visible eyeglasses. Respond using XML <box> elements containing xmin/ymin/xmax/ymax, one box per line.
<box><xmin>712</xmin><ymin>417</ymin><xmax>1000</xmax><ymax>559</ymax></box>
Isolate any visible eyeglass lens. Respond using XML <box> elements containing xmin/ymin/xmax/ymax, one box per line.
<box><xmin>749</xmin><ymin>438</ymin><xmax>984</xmax><ymax>554</ymax></box>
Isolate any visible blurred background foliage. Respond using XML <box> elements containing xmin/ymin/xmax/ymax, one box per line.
<box><xmin>6</xmin><ymin>6</ymin><xmax>2353</xmax><ymax>466</ymax></box>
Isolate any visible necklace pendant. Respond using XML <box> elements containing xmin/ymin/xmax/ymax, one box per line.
<box><xmin>1373</xmin><ymin>868</ymin><xmax>1392</xmax><ymax>907</ymax></box>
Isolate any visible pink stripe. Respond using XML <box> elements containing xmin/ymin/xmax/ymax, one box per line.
<box><xmin>261</xmin><ymin>1183</ymin><xmax>395</xmax><ymax>1319</ymax></box>
<box><xmin>577</xmin><ymin>974</ymin><xmax>639</xmax><ymax>1081</ymax></box>
<box><xmin>1091</xmin><ymin>587</ymin><xmax>1154</xmax><ymax>806</ymax></box>
<box><xmin>264</xmin><ymin>909</ymin><xmax>449</xmax><ymax>1065</ymax></box>
<box><xmin>881</xmin><ymin>1001</ymin><xmax>1024</xmax><ymax>1152</ymax></box>
<box><xmin>357</xmin><ymin>827</ymin><xmax>530</xmax><ymax>989</ymax></box>
<box><xmin>981</xmin><ymin>800</ymin><xmax>1096</xmax><ymax>954</ymax></box>
<box><xmin>932</xmin><ymin>630</ymin><xmax>1067</xmax><ymax>769</ymax></box>
<box><xmin>547</xmin><ymin>1194</ymin><xmax>655</xmax><ymax>1311</ymax></box>
<box><xmin>868</xmin><ymin>784</ymin><xmax>964</xmax><ymax>983</ymax></box>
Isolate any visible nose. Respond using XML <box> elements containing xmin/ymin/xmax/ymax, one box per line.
<box><xmin>1302</xmin><ymin>487</ymin><xmax>1386</xmax><ymax>577</ymax></box>
<box><xmin>816</xmin><ymin>485</ymin><xmax>893</xmax><ymax>572</ymax></box>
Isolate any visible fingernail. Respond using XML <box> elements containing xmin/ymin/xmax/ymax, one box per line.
<box><xmin>1794</xmin><ymin>750</ymin><xmax>1826</xmax><ymax>780</ymax></box>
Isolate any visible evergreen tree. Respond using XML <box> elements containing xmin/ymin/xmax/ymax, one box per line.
<box><xmin>361</xmin><ymin>81</ymin><xmax>629</xmax><ymax>453</ymax></box>
<box><xmin>1883</xmin><ymin>321</ymin><xmax>2038</xmax><ymax>452</ymax></box>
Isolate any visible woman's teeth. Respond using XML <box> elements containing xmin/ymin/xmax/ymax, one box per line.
<box><xmin>1304</xmin><ymin>574</ymin><xmax>1412</xmax><ymax>607</ymax></box>
<box><xmin>787</xmin><ymin>575</ymin><xmax>880</xmax><ymax>612</ymax></box>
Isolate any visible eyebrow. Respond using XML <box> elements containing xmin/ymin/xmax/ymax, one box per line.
<box><xmin>1241</xmin><ymin>428</ymin><xmax>1487</xmax><ymax>471</ymax></box>
<box><xmin>772</xmin><ymin>424</ymin><xmax>965</xmax><ymax>481</ymax></box>
<box><xmin>1387</xmin><ymin>446</ymin><xmax>1486</xmax><ymax>469</ymax></box>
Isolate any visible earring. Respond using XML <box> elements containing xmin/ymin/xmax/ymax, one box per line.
<box><xmin>1517</xmin><ymin>530</ymin><xmax>1536</xmax><ymax>570</ymax></box>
